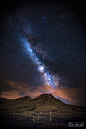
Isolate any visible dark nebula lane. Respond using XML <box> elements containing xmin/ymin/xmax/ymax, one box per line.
<box><xmin>22</xmin><ymin>37</ymin><xmax>58</xmax><ymax>88</ymax></box>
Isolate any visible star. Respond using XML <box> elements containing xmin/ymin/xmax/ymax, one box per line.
<box><xmin>42</xmin><ymin>17</ymin><xmax>45</xmax><ymax>20</ymax></box>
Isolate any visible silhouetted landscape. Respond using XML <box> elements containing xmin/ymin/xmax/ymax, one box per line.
<box><xmin>0</xmin><ymin>94</ymin><xmax>86</xmax><ymax>128</ymax></box>
<box><xmin>1</xmin><ymin>0</ymin><xmax>86</xmax><ymax>128</ymax></box>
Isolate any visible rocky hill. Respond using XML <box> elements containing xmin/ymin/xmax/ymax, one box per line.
<box><xmin>0</xmin><ymin>94</ymin><xmax>86</xmax><ymax>112</ymax></box>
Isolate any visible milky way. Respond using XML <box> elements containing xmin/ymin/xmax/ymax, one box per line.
<box><xmin>0</xmin><ymin>0</ymin><xmax>86</xmax><ymax>106</ymax></box>
<box><xmin>22</xmin><ymin>37</ymin><xmax>57</xmax><ymax>88</ymax></box>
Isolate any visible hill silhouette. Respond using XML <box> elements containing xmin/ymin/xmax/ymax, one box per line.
<box><xmin>0</xmin><ymin>93</ymin><xmax>86</xmax><ymax>129</ymax></box>
<box><xmin>32</xmin><ymin>93</ymin><xmax>57</xmax><ymax>100</ymax></box>
<box><xmin>16</xmin><ymin>96</ymin><xmax>31</xmax><ymax>101</ymax></box>
<box><xmin>0</xmin><ymin>93</ymin><xmax>86</xmax><ymax>112</ymax></box>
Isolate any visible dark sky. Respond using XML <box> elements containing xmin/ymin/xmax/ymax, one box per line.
<box><xmin>0</xmin><ymin>0</ymin><xmax>86</xmax><ymax>107</ymax></box>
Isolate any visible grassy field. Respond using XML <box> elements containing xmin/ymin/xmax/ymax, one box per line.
<box><xmin>0</xmin><ymin>94</ymin><xmax>86</xmax><ymax>128</ymax></box>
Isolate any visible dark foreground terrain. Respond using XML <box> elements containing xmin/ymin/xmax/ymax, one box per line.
<box><xmin>0</xmin><ymin>94</ymin><xmax>86</xmax><ymax>129</ymax></box>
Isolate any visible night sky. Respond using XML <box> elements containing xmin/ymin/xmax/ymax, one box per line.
<box><xmin>0</xmin><ymin>0</ymin><xmax>86</xmax><ymax>107</ymax></box>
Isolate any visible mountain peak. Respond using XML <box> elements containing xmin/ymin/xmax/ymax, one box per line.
<box><xmin>16</xmin><ymin>96</ymin><xmax>31</xmax><ymax>101</ymax></box>
<box><xmin>33</xmin><ymin>93</ymin><xmax>57</xmax><ymax>100</ymax></box>
<box><xmin>23</xmin><ymin>96</ymin><xmax>31</xmax><ymax>99</ymax></box>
